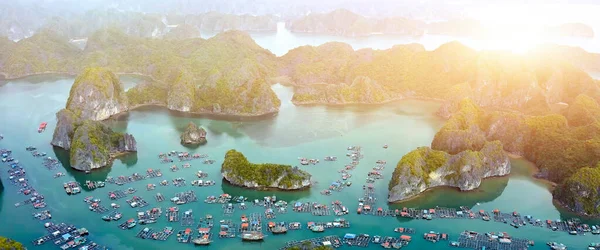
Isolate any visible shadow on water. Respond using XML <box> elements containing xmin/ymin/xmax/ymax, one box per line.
<box><xmin>220</xmin><ymin>180</ymin><xmax>312</xmax><ymax>203</ymax></box>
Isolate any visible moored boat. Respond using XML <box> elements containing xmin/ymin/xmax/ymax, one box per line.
<box><xmin>240</xmin><ymin>231</ymin><xmax>264</xmax><ymax>241</ymax></box>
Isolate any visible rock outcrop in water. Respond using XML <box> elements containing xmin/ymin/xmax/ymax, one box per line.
<box><xmin>50</xmin><ymin>109</ymin><xmax>80</xmax><ymax>149</ymax></box>
<box><xmin>180</xmin><ymin>122</ymin><xmax>207</xmax><ymax>145</ymax></box>
<box><xmin>69</xmin><ymin>120</ymin><xmax>137</xmax><ymax>171</ymax></box>
<box><xmin>388</xmin><ymin>141</ymin><xmax>510</xmax><ymax>202</ymax></box>
<box><xmin>221</xmin><ymin>149</ymin><xmax>311</xmax><ymax>190</ymax></box>
<box><xmin>554</xmin><ymin>166</ymin><xmax>600</xmax><ymax>216</ymax></box>
<box><xmin>51</xmin><ymin>68</ymin><xmax>137</xmax><ymax>172</ymax></box>
<box><xmin>65</xmin><ymin>67</ymin><xmax>128</xmax><ymax>121</ymax></box>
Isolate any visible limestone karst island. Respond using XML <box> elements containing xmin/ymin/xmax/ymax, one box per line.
<box><xmin>1</xmin><ymin>1</ymin><xmax>600</xmax><ymax>250</ymax></box>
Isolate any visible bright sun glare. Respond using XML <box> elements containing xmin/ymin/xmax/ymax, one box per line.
<box><xmin>467</xmin><ymin>3</ymin><xmax>577</xmax><ymax>53</ymax></box>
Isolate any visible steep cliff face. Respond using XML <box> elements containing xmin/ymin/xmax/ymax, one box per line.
<box><xmin>52</xmin><ymin>68</ymin><xmax>137</xmax><ymax>172</ymax></box>
<box><xmin>69</xmin><ymin>120</ymin><xmax>136</xmax><ymax>171</ymax></box>
<box><xmin>50</xmin><ymin>109</ymin><xmax>80</xmax><ymax>149</ymax></box>
<box><xmin>554</xmin><ymin>166</ymin><xmax>600</xmax><ymax>216</ymax></box>
<box><xmin>221</xmin><ymin>150</ymin><xmax>311</xmax><ymax>190</ymax></box>
<box><xmin>65</xmin><ymin>67</ymin><xmax>128</xmax><ymax>121</ymax></box>
<box><xmin>388</xmin><ymin>141</ymin><xmax>510</xmax><ymax>202</ymax></box>
<box><xmin>180</xmin><ymin>122</ymin><xmax>207</xmax><ymax>145</ymax></box>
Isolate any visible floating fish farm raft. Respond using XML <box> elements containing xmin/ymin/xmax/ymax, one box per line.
<box><xmin>280</xmin><ymin>235</ymin><xmax>342</xmax><ymax>250</ymax></box>
<box><xmin>455</xmin><ymin>231</ymin><xmax>532</xmax><ymax>250</ymax></box>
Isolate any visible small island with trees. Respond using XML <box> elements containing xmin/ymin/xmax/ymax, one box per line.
<box><xmin>221</xmin><ymin>149</ymin><xmax>311</xmax><ymax>190</ymax></box>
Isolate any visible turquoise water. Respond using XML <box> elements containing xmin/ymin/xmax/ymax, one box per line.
<box><xmin>0</xmin><ymin>75</ymin><xmax>598</xmax><ymax>250</ymax></box>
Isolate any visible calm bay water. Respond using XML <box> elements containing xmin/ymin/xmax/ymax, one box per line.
<box><xmin>2</xmin><ymin>29</ymin><xmax>600</xmax><ymax>249</ymax></box>
<box><xmin>0</xmin><ymin>75</ymin><xmax>597</xmax><ymax>250</ymax></box>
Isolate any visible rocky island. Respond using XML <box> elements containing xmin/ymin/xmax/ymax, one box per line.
<box><xmin>0</xmin><ymin>237</ymin><xmax>25</xmax><ymax>250</ymax></box>
<box><xmin>180</xmin><ymin>122</ymin><xmax>207</xmax><ymax>145</ymax></box>
<box><xmin>52</xmin><ymin>67</ymin><xmax>137</xmax><ymax>171</ymax></box>
<box><xmin>221</xmin><ymin>149</ymin><xmax>311</xmax><ymax>190</ymax></box>
<box><xmin>388</xmin><ymin>141</ymin><xmax>510</xmax><ymax>202</ymax></box>
<box><xmin>554</xmin><ymin>166</ymin><xmax>600</xmax><ymax>216</ymax></box>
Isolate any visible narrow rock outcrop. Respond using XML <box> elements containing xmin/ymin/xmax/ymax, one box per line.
<box><xmin>180</xmin><ymin>122</ymin><xmax>207</xmax><ymax>145</ymax></box>
<box><xmin>50</xmin><ymin>109</ymin><xmax>80</xmax><ymax>149</ymax></box>
<box><xmin>388</xmin><ymin>141</ymin><xmax>510</xmax><ymax>202</ymax></box>
<box><xmin>221</xmin><ymin>149</ymin><xmax>311</xmax><ymax>190</ymax></box>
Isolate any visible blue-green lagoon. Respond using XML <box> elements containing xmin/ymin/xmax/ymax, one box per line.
<box><xmin>0</xmin><ymin>74</ymin><xmax>597</xmax><ymax>250</ymax></box>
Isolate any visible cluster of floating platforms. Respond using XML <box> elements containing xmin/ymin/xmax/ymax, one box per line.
<box><xmin>108</xmin><ymin>190</ymin><xmax>128</xmax><ymax>200</ymax></box>
<box><xmin>32</xmin><ymin>222</ymin><xmax>105</xmax><ymax>250</ymax></box>
<box><xmin>219</xmin><ymin>220</ymin><xmax>237</xmax><ymax>238</ymax></box>
<box><xmin>126</xmin><ymin>196</ymin><xmax>149</xmax><ymax>208</ymax></box>
<box><xmin>172</xmin><ymin>190</ymin><xmax>197</xmax><ymax>204</ymax></box>
<box><xmin>181</xmin><ymin>209</ymin><xmax>195</xmax><ymax>226</ymax></box>
<box><xmin>455</xmin><ymin>231</ymin><xmax>532</xmax><ymax>250</ymax></box>
<box><xmin>293</xmin><ymin>202</ymin><xmax>330</xmax><ymax>216</ymax></box>
<box><xmin>105</xmin><ymin>173</ymin><xmax>146</xmax><ymax>186</ymax></box>
<box><xmin>84</xmin><ymin>196</ymin><xmax>109</xmax><ymax>213</ymax></box>
<box><xmin>33</xmin><ymin>210</ymin><xmax>52</xmax><ymax>220</ymax></box>
<box><xmin>136</xmin><ymin>226</ymin><xmax>174</xmax><ymax>241</ymax></box>
<box><xmin>281</xmin><ymin>235</ymin><xmax>342</xmax><ymax>250</ymax></box>
<box><xmin>166</xmin><ymin>207</ymin><xmax>180</xmax><ymax>222</ymax></box>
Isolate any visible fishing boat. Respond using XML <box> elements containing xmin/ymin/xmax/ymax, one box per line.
<box><xmin>113</xmin><ymin>212</ymin><xmax>122</xmax><ymax>220</ymax></box>
<box><xmin>311</xmin><ymin>225</ymin><xmax>325</xmax><ymax>232</ymax></box>
<box><xmin>271</xmin><ymin>225</ymin><xmax>287</xmax><ymax>234</ymax></box>
<box><xmin>127</xmin><ymin>220</ymin><xmax>137</xmax><ymax>229</ymax></box>
<box><xmin>38</xmin><ymin>122</ymin><xmax>47</xmax><ymax>133</ymax></box>
<box><xmin>139</xmin><ymin>219</ymin><xmax>156</xmax><ymax>225</ymax></box>
<box><xmin>193</xmin><ymin>235</ymin><xmax>212</xmax><ymax>245</ymax></box>
<box><xmin>102</xmin><ymin>215</ymin><xmax>111</xmax><ymax>221</ymax></box>
<box><xmin>240</xmin><ymin>231</ymin><xmax>264</xmax><ymax>241</ymax></box>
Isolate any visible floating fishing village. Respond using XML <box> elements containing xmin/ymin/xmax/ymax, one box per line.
<box><xmin>5</xmin><ymin>131</ymin><xmax>600</xmax><ymax>250</ymax></box>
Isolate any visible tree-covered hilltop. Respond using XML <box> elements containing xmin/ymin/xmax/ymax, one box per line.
<box><xmin>554</xmin><ymin>165</ymin><xmax>600</xmax><ymax>216</ymax></box>
<box><xmin>0</xmin><ymin>30</ymin><xmax>81</xmax><ymax>79</ymax></box>
<box><xmin>279</xmin><ymin>40</ymin><xmax>600</xmax><ymax>110</ymax></box>
<box><xmin>388</xmin><ymin>141</ymin><xmax>510</xmax><ymax>202</ymax></box>
<box><xmin>65</xmin><ymin>67</ymin><xmax>128</xmax><ymax>120</ymax></box>
<box><xmin>52</xmin><ymin>68</ymin><xmax>137</xmax><ymax>172</ymax></box>
<box><xmin>425</xmin><ymin>97</ymin><xmax>600</xmax><ymax>215</ymax></box>
<box><xmin>431</xmin><ymin>98</ymin><xmax>600</xmax><ymax>182</ymax></box>
<box><xmin>221</xmin><ymin>149</ymin><xmax>311</xmax><ymax>190</ymax></box>
<box><xmin>0</xmin><ymin>236</ymin><xmax>25</xmax><ymax>250</ymax></box>
<box><xmin>0</xmin><ymin>29</ymin><xmax>281</xmax><ymax>116</ymax></box>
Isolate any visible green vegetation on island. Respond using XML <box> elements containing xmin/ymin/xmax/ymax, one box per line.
<box><xmin>52</xmin><ymin>68</ymin><xmax>137</xmax><ymax>172</ymax></box>
<box><xmin>279</xmin><ymin>41</ymin><xmax>600</xmax><ymax>111</ymax></box>
<box><xmin>0</xmin><ymin>236</ymin><xmax>25</xmax><ymax>250</ymax></box>
<box><xmin>0</xmin><ymin>28</ymin><xmax>281</xmax><ymax>115</ymax></box>
<box><xmin>221</xmin><ymin>149</ymin><xmax>311</xmax><ymax>190</ymax></box>
<box><xmin>388</xmin><ymin>140</ymin><xmax>510</xmax><ymax>202</ymax></box>
<box><xmin>425</xmin><ymin>97</ymin><xmax>600</xmax><ymax>215</ymax></box>
<box><xmin>554</xmin><ymin>165</ymin><xmax>600</xmax><ymax>215</ymax></box>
